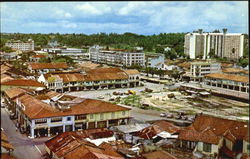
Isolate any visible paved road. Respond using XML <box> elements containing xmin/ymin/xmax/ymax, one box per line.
<box><xmin>1</xmin><ymin>108</ymin><xmax>48</xmax><ymax>159</ymax></box>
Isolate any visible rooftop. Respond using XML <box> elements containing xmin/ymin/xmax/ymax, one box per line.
<box><xmin>222</xmin><ymin>67</ymin><xmax>249</xmax><ymax>74</ymax></box>
<box><xmin>1</xmin><ymin>79</ymin><xmax>45</xmax><ymax>87</ymax></box>
<box><xmin>178</xmin><ymin>114</ymin><xmax>249</xmax><ymax>144</ymax></box>
<box><xmin>28</xmin><ymin>62</ymin><xmax>68</xmax><ymax>70</ymax></box>
<box><xmin>205</xmin><ymin>73</ymin><xmax>249</xmax><ymax>83</ymax></box>
<box><xmin>45</xmin><ymin>129</ymin><xmax>124</xmax><ymax>159</ymax></box>
<box><xmin>142</xmin><ymin>150</ymin><xmax>177</xmax><ymax>159</ymax></box>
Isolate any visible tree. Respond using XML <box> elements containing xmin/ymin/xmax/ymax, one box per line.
<box><xmin>155</xmin><ymin>46</ymin><xmax>164</xmax><ymax>53</ymax></box>
<box><xmin>0</xmin><ymin>46</ymin><xmax>13</xmax><ymax>53</ymax></box>
<box><xmin>237</xmin><ymin>58</ymin><xmax>249</xmax><ymax>68</ymax></box>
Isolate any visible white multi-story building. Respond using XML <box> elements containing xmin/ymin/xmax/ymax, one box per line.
<box><xmin>189</xmin><ymin>61</ymin><xmax>221</xmax><ymax>82</ymax></box>
<box><xmin>5</xmin><ymin>39</ymin><xmax>34</xmax><ymax>51</ymax></box>
<box><xmin>184</xmin><ymin>29</ymin><xmax>244</xmax><ymax>60</ymax></box>
<box><xmin>89</xmin><ymin>46</ymin><xmax>145</xmax><ymax>67</ymax></box>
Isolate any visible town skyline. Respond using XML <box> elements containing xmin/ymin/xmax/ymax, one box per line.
<box><xmin>0</xmin><ymin>1</ymin><xmax>249</xmax><ymax>35</ymax></box>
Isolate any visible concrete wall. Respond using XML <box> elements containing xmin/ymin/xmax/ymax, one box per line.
<box><xmin>197</xmin><ymin>142</ymin><xmax>219</xmax><ymax>156</ymax></box>
<box><xmin>243</xmin><ymin>140</ymin><xmax>249</xmax><ymax>154</ymax></box>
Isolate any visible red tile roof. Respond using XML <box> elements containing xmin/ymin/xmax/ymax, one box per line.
<box><xmin>1</xmin><ymin>79</ymin><xmax>45</xmax><ymax>87</ymax></box>
<box><xmin>222</xmin><ymin>68</ymin><xmax>249</xmax><ymax>74</ymax></box>
<box><xmin>44</xmin><ymin>129</ymin><xmax>124</xmax><ymax>159</ymax></box>
<box><xmin>45</xmin><ymin>68</ymin><xmax>129</xmax><ymax>82</ymax></box>
<box><xmin>4</xmin><ymin>88</ymin><xmax>29</xmax><ymax>99</ymax></box>
<box><xmin>1</xmin><ymin>154</ymin><xmax>17</xmax><ymax>159</ymax></box>
<box><xmin>124</xmin><ymin>69</ymin><xmax>140</xmax><ymax>75</ymax></box>
<box><xmin>178</xmin><ymin>114</ymin><xmax>249</xmax><ymax>145</ymax></box>
<box><xmin>136</xmin><ymin>121</ymin><xmax>181</xmax><ymax>139</ymax></box>
<box><xmin>29</xmin><ymin>62</ymin><xmax>68</xmax><ymax>70</ymax></box>
<box><xmin>205</xmin><ymin>73</ymin><xmax>249</xmax><ymax>83</ymax></box>
<box><xmin>1</xmin><ymin>131</ymin><xmax>14</xmax><ymax>151</ymax></box>
<box><xmin>16</xmin><ymin>93</ymin><xmax>130</xmax><ymax>119</ymax></box>
<box><xmin>142</xmin><ymin>150</ymin><xmax>177</xmax><ymax>159</ymax></box>
<box><xmin>31</xmin><ymin>54</ymin><xmax>46</xmax><ymax>58</ymax></box>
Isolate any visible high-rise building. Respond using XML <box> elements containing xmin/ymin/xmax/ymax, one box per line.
<box><xmin>184</xmin><ymin>29</ymin><xmax>244</xmax><ymax>60</ymax></box>
<box><xmin>5</xmin><ymin>39</ymin><xmax>35</xmax><ymax>51</ymax></box>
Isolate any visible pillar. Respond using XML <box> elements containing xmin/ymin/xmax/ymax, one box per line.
<box><xmin>95</xmin><ymin>121</ymin><xmax>97</xmax><ymax>128</ymax></box>
<box><xmin>48</xmin><ymin>127</ymin><xmax>50</xmax><ymax>137</ymax></box>
<box><xmin>31</xmin><ymin>128</ymin><xmax>35</xmax><ymax>138</ymax></box>
<box><xmin>86</xmin><ymin>122</ymin><xmax>88</xmax><ymax>129</ymax></box>
<box><xmin>72</xmin><ymin>125</ymin><xmax>75</xmax><ymax>131</ymax></box>
<box><xmin>63</xmin><ymin>125</ymin><xmax>65</xmax><ymax>132</ymax></box>
<box><xmin>77</xmin><ymin>87</ymin><xmax>79</xmax><ymax>91</ymax></box>
<box><xmin>106</xmin><ymin>120</ymin><xmax>109</xmax><ymax>128</ymax></box>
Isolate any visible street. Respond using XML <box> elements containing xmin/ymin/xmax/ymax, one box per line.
<box><xmin>1</xmin><ymin>107</ymin><xmax>48</xmax><ymax>159</ymax></box>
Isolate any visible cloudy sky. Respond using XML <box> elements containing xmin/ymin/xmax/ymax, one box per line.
<box><xmin>0</xmin><ymin>1</ymin><xmax>248</xmax><ymax>35</ymax></box>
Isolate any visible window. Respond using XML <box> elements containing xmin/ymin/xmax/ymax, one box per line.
<box><xmin>35</xmin><ymin>118</ymin><xmax>47</xmax><ymax>124</ymax></box>
<box><xmin>111</xmin><ymin>112</ymin><xmax>115</xmax><ymax>118</ymax></box>
<box><xmin>51</xmin><ymin>117</ymin><xmax>62</xmax><ymax>122</ymax></box>
<box><xmin>247</xmin><ymin>144</ymin><xmax>250</xmax><ymax>150</ymax></box>
<box><xmin>122</xmin><ymin>111</ymin><xmax>126</xmax><ymax>116</ymax></box>
<box><xmin>90</xmin><ymin>114</ymin><xmax>94</xmax><ymax>119</ymax></box>
<box><xmin>100</xmin><ymin>114</ymin><xmax>104</xmax><ymax>120</ymax></box>
<box><xmin>75</xmin><ymin>115</ymin><xmax>86</xmax><ymax>120</ymax></box>
<box><xmin>67</xmin><ymin>117</ymin><xmax>71</xmax><ymax>121</ymax></box>
<box><xmin>203</xmin><ymin>143</ymin><xmax>212</xmax><ymax>152</ymax></box>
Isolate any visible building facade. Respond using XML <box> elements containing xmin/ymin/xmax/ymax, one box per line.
<box><xmin>184</xmin><ymin>30</ymin><xmax>244</xmax><ymax>60</ymax></box>
<box><xmin>189</xmin><ymin>61</ymin><xmax>221</xmax><ymax>82</ymax></box>
<box><xmin>89</xmin><ymin>46</ymin><xmax>145</xmax><ymax>67</ymax></box>
<box><xmin>202</xmin><ymin>73</ymin><xmax>249</xmax><ymax>100</ymax></box>
<box><xmin>5</xmin><ymin>39</ymin><xmax>34</xmax><ymax>51</ymax></box>
<box><xmin>38</xmin><ymin>68</ymin><xmax>140</xmax><ymax>92</ymax></box>
<box><xmin>3</xmin><ymin>88</ymin><xmax>131</xmax><ymax>138</ymax></box>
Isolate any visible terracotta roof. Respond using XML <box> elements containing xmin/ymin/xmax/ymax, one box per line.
<box><xmin>136</xmin><ymin>121</ymin><xmax>181</xmax><ymax>139</ymax></box>
<box><xmin>1</xmin><ymin>79</ymin><xmax>45</xmax><ymax>87</ymax></box>
<box><xmin>124</xmin><ymin>69</ymin><xmax>140</xmax><ymax>75</ymax></box>
<box><xmin>205</xmin><ymin>73</ymin><xmax>249</xmax><ymax>83</ymax></box>
<box><xmin>29</xmin><ymin>62</ymin><xmax>68</xmax><ymax>70</ymax></box>
<box><xmin>142</xmin><ymin>150</ymin><xmax>177</xmax><ymax>159</ymax></box>
<box><xmin>31</xmin><ymin>54</ymin><xmax>46</xmax><ymax>58</ymax></box>
<box><xmin>177</xmin><ymin>62</ymin><xmax>191</xmax><ymax>68</ymax></box>
<box><xmin>221</xmin><ymin>62</ymin><xmax>234</xmax><ymax>68</ymax></box>
<box><xmin>45</xmin><ymin>68</ymin><xmax>129</xmax><ymax>82</ymax></box>
<box><xmin>222</xmin><ymin>68</ymin><xmax>249</xmax><ymax>74</ymax></box>
<box><xmin>1</xmin><ymin>74</ymin><xmax>14</xmax><ymax>83</ymax></box>
<box><xmin>4</xmin><ymin>88</ymin><xmax>29</xmax><ymax>99</ymax></box>
<box><xmin>45</xmin><ymin>130</ymin><xmax>124</xmax><ymax>159</ymax></box>
<box><xmin>178</xmin><ymin>114</ymin><xmax>249</xmax><ymax>144</ymax></box>
<box><xmin>17</xmin><ymin>93</ymin><xmax>130</xmax><ymax>119</ymax></box>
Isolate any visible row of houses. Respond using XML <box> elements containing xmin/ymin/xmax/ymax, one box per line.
<box><xmin>3</xmin><ymin>88</ymin><xmax>131</xmax><ymax>138</ymax></box>
<box><xmin>42</xmin><ymin>114</ymin><xmax>249</xmax><ymax>159</ymax></box>
<box><xmin>37</xmin><ymin>68</ymin><xmax>140</xmax><ymax>93</ymax></box>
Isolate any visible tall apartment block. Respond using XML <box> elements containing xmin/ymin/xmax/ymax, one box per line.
<box><xmin>184</xmin><ymin>29</ymin><xmax>244</xmax><ymax>60</ymax></box>
<box><xmin>5</xmin><ymin>39</ymin><xmax>35</xmax><ymax>51</ymax></box>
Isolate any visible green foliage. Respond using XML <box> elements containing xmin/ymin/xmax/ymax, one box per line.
<box><xmin>155</xmin><ymin>46</ymin><xmax>164</xmax><ymax>53</ymax></box>
<box><xmin>0</xmin><ymin>32</ymin><xmax>185</xmax><ymax>56</ymax></box>
<box><xmin>164</xmin><ymin>49</ymin><xmax>177</xmax><ymax>60</ymax></box>
<box><xmin>0</xmin><ymin>46</ymin><xmax>13</xmax><ymax>53</ymax></box>
<box><xmin>237</xmin><ymin>58</ymin><xmax>249</xmax><ymax>68</ymax></box>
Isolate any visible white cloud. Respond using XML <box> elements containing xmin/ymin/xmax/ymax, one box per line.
<box><xmin>75</xmin><ymin>3</ymin><xmax>111</xmax><ymax>16</ymax></box>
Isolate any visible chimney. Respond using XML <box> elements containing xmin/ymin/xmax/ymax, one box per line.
<box><xmin>222</xmin><ymin>28</ymin><xmax>227</xmax><ymax>34</ymax></box>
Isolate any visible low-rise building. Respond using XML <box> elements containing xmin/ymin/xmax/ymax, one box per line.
<box><xmin>28</xmin><ymin>62</ymin><xmax>69</xmax><ymax>74</ymax></box>
<box><xmin>1</xmin><ymin>79</ymin><xmax>45</xmax><ymax>92</ymax></box>
<box><xmin>30</xmin><ymin>54</ymin><xmax>46</xmax><ymax>62</ymax></box>
<box><xmin>178</xmin><ymin>114</ymin><xmax>249</xmax><ymax>159</ymax></box>
<box><xmin>38</xmin><ymin>68</ymin><xmax>140</xmax><ymax>92</ymax></box>
<box><xmin>222</xmin><ymin>67</ymin><xmax>249</xmax><ymax>77</ymax></box>
<box><xmin>202</xmin><ymin>73</ymin><xmax>249</xmax><ymax>100</ymax></box>
<box><xmin>89</xmin><ymin>46</ymin><xmax>145</xmax><ymax>67</ymax></box>
<box><xmin>5</xmin><ymin>39</ymin><xmax>34</xmax><ymax>51</ymax></box>
<box><xmin>3</xmin><ymin>89</ymin><xmax>131</xmax><ymax>138</ymax></box>
<box><xmin>44</xmin><ymin>129</ymin><xmax>125</xmax><ymax>159</ymax></box>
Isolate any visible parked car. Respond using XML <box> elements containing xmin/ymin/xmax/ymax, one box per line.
<box><xmin>97</xmin><ymin>95</ymin><xmax>105</xmax><ymax>99</ymax></box>
<box><xmin>1</xmin><ymin>103</ymin><xmax>6</xmax><ymax>108</ymax></box>
<box><xmin>160</xmin><ymin>113</ymin><xmax>166</xmax><ymax>117</ymax></box>
<box><xmin>166</xmin><ymin>113</ymin><xmax>174</xmax><ymax>118</ymax></box>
